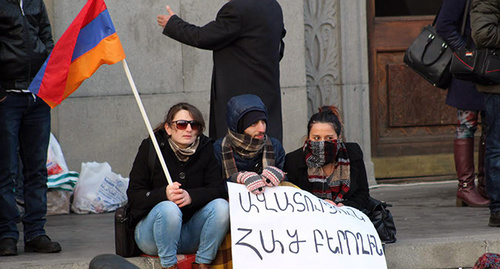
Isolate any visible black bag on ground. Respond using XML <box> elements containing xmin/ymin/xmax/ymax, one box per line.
<box><xmin>115</xmin><ymin>139</ymin><xmax>157</xmax><ymax>257</ymax></box>
<box><xmin>403</xmin><ymin>25</ymin><xmax>453</xmax><ymax>89</ymax></box>
<box><xmin>115</xmin><ymin>203</ymin><xmax>142</xmax><ymax>257</ymax></box>
<box><xmin>450</xmin><ymin>48</ymin><xmax>500</xmax><ymax>85</ymax></box>
<box><xmin>363</xmin><ymin>197</ymin><xmax>397</xmax><ymax>244</ymax></box>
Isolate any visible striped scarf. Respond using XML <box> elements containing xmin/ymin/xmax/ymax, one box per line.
<box><xmin>168</xmin><ymin>137</ymin><xmax>199</xmax><ymax>162</ymax></box>
<box><xmin>303</xmin><ymin>139</ymin><xmax>350</xmax><ymax>202</ymax></box>
<box><xmin>221</xmin><ymin>130</ymin><xmax>275</xmax><ymax>179</ymax></box>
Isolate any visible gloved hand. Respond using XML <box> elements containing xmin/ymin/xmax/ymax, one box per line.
<box><xmin>261</xmin><ymin>166</ymin><xmax>285</xmax><ymax>187</ymax></box>
<box><xmin>237</xmin><ymin>171</ymin><xmax>266</xmax><ymax>195</ymax></box>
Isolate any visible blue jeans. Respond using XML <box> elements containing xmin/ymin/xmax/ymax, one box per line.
<box><xmin>135</xmin><ymin>199</ymin><xmax>229</xmax><ymax>268</ymax></box>
<box><xmin>485</xmin><ymin>94</ymin><xmax>500</xmax><ymax>213</ymax></box>
<box><xmin>0</xmin><ymin>93</ymin><xmax>51</xmax><ymax>242</ymax></box>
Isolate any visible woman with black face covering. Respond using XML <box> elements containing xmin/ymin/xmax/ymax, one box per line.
<box><xmin>284</xmin><ymin>106</ymin><xmax>370</xmax><ymax>210</ymax></box>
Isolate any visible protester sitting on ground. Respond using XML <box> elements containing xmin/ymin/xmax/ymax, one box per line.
<box><xmin>213</xmin><ymin>94</ymin><xmax>286</xmax><ymax>194</ymax></box>
<box><xmin>284</xmin><ymin>106</ymin><xmax>369</xmax><ymax>210</ymax></box>
<box><xmin>127</xmin><ymin>103</ymin><xmax>229</xmax><ymax>269</ymax></box>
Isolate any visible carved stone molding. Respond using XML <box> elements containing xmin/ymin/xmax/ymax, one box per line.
<box><xmin>304</xmin><ymin>0</ymin><xmax>340</xmax><ymax>116</ymax></box>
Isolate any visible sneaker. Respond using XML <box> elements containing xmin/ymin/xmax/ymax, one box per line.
<box><xmin>0</xmin><ymin>238</ymin><xmax>18</xmax><ymax>256</ymax></box>
<box><xmin>25</xmin><ymin>235</ymin><xmax>61</xmax><ymax>253</ymax></box>
<box><xmin>489</xmin><ymin>211</ymin><xmax>500</xmax><ymax>227</ymax></box>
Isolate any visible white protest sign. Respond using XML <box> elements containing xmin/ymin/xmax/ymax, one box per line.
<box><xmin>228</xmin><ymin>182</ymin><xmax>387</xmax><ymax>269</ymax></box>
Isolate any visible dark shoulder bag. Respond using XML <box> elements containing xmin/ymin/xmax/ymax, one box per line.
<box><xmin>450</xmin><ymin>48</ymin><xmax>500</xmax><ymax>85</ymax></box>
<box><xmin>362</xmin><ymin>197</ymin><xmax>397</xmax><ymax>244</ymax></box>
<box><xmin>449</xmin><ymin>0</ymin><xmax>500</xmax><ymax>85</ymax></box>
<box><xmin>115</xmin><ymin>140</ymin><xmax>157</xmax><ymax>257</ymax></box>
<box><xmin>403</xmin><ymin>5</ymin><xmax>453</xmax><ymax>89</ymax></box>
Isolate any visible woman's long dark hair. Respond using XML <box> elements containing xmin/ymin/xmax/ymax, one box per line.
<box><xmin>307</xmin><ymin>105</ymin><xmax>344</xmax><ymax>136</ymax></box>
<box><xmin>154</xmin><ymin>102</ymin><xmax>206</xmax><ymax>133</ymax></box>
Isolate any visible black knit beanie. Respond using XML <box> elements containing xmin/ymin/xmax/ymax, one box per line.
<box><xmin>237</xmin><ymin>110</ymin><xmax>267</xmax><ymax>133</ymax></box>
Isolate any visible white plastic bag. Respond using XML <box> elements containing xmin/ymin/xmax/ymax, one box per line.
<box><xmin>45</xmin><ymin>133</ymin><xmax>79</xmax><ymax>215</ymax></box>
<box><xmin>46</xmin><ymin>133</ymin><xmax>69</xmax><ymax>176</ymax></box>
<box><xmin>71</xmin><ymin>162</ymin><xmax>129</xmax><ymax>214</ymax></box>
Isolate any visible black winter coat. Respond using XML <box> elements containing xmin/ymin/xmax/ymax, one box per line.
<box><xmin>0</xmin><ymin>0</ymin><xmax>54</xmax><ymax>92</ymax></box>
<box><xmin>127</xmin><ymin>130</ymin><xmax>227</xmax><ymax>226</ymax></box>
<box><xmin>163</xmin><ymin>0</ymin><xmax>286</xmax><ymax>141</ymax></box>
<box><xmin>284</xmin><ymin>143</ymin><xmax>370</xmax><ymax>210</ymax></box>
<box><xmin>436</xmin><ymin>0</ymin><xmax>484</xmax><ymax>111</ymax></box>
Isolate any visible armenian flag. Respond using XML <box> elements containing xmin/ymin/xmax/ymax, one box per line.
<box><xmin>29</xmin><ymin>0</ymin><xmax>125</xmax><ymax>108</ymax></box>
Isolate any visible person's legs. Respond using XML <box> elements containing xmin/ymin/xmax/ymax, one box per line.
<box><xmin>454</xmin><ymin>109</ymin><xmax>489</xmax><ymax>207</ymax></box>
<box><xmin>0</xmin><ymin>94</ymin><xmax>24</xmax><ymax>255</ymax></box>
<box><xmin>178</xmin><ymin>198</ymin><xmax>229</xmax><ymax>265</ymax></box>
<box><xmin>477</xmin><ymin>111</ymin><xmax>488</xmax><ymax>199</ymax></box>
<box><xmin>135</xmin><ymin>201</ymin><xmax>182</xmax><ymax>268</ymax></box>
<box><xmin>484</xmin><ymin>94</ymin><xmax>500</xmax><ymax>226</ymax></box>
<box><xmin>19</xmin><ymin>95</ymin><xmax>51</xmax><ymax>242</ymax></box>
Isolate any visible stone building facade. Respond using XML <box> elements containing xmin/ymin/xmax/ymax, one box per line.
<box><xmin>45</xmin><ymin>0</ymin><xmax>374</xmax><ymax>184</ymax></box>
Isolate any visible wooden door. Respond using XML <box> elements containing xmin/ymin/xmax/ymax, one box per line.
<box><xmin>367</xmin><ymin>0</ymin><xmax>459</xmax><ymax>180</ymax></box>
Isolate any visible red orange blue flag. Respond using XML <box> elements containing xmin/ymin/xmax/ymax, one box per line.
<box><xmin>29</xmin><ymin>0</ymin><xmax>125</xmax><ymax>108</ymax></box>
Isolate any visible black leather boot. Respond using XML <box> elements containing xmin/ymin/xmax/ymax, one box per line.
<box><xmin>0</xmin><ymin>237</ymin><xmax>17</xmax><ymax>256</ymax></box>
<box><xmin>489</xmin><ymin>211</ymin><xmax>500</xmax><ymax>227</ymax></box>
<box><xmin>25</xmin><ymin>235</ymin><xmax>61</xmax><ymax>253</ymax></box>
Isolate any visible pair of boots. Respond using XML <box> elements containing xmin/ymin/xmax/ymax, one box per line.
<box><xmin>455</xmin><ymin>137</ymin><xmax>489</xmax><ymax>207</ymax></box>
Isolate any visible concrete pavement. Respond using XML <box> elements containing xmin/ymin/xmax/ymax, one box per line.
<box><xmin>1</xmin><ymin>180</ymin><xmax>499</xmax><ymax>269</ymax></box>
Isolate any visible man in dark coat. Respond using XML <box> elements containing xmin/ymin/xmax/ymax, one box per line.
<box><xmin>0</xmin><ymin>0</ymin><xmax>61</xmax><ymax>255</ymax></box>
<box><xmin>471</xmin><ymin>0</ymin><xmax>500</xmax><ymax>227</ymax></box>
<box><xmin>157</xmin><ymin>0</ymin><xmax>286</xmax><ymax>142</ymax></box>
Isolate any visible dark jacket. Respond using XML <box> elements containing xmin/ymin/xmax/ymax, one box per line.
<box><xmin>0</xmin><ymin>0</ymin><xmax>54</xmax><ymax>94</ymax></box>
<box><xmin>436</xmin><ymin>0</ymin><xmax>485</xmax><ymax>111</ymax></box>
<box><xmin>284</xmin><ymin>143</ymin><xmax>370</xmax><ymax>210</ymax></box>
<box><xmin>127</xmin><ymin>130</ymin><xmax>227</xmax><ymax>226</ymax></box>
<box><xmin>213</xmin><ymin>94</ymin><xmax>285</xmax><ymax>180</ymax></box>
<box><xmin>163</xmin><ymin>0</ymin><xmax>286</xmax><ymax>141</ymax></box>
<box><xmin>470</xmin><ymin>0</ymin><xmax>500</xmax><ymax>94</ymax></box>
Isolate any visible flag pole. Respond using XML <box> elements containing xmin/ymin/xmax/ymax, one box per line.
<box><xmin>122</xmin><ymin>59</ymin><xmax>173</xmax><ymax>185</ymax></box>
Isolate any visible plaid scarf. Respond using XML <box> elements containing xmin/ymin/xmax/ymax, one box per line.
<box><xmin>168</xmin><ymin>137</ymin><xmax>199</xmax><ymax>162</ymax></box>
<box><xmin>221</xmin><ymin>129</ymin><xmax>275</xmax><ymax>179</ymax></box>
<box><xmin>303</xmin><ymin>139</ymin><xmax>351</xmax><ymax>202</ymax></box>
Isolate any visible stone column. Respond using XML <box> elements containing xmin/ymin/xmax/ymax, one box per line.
<box><xmin>304</xmin><ymin>0</ymin><xmax>375</xmax><ymax>184</ymax></box>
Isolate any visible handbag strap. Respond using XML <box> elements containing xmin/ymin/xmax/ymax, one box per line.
<box><xmin>460</xmin><ymin>0</ymin><xmax>471</xmax><ymax>36</ymax></box>
<box><xmin>432</xmin><ymin>5</ymin><xmax>442</xmax><ymax>26</ymax></box>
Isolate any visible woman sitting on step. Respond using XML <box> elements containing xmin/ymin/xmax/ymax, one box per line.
<box><xmin>127</xmin><ymin>103</ymin><xmax>229</xmax><ymax>269</ymax></box>
<box><xmin>284</xmin><ymin>106</ymin><xmax>369</xmax><ymax>210</ymax></box>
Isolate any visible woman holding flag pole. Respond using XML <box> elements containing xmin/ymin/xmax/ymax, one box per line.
<box><xmin>126</xmin><ymin>103</ymin><xmax>229</xmax><ymax>269</ymax></box>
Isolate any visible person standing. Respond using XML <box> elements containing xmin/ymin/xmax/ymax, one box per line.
<box><xmin>470</xmin><ymin>0</ymin><xmax>500</xmax><ymax>226</ymax></box>
<box><xmin>436</xmin><ymin>0</ymin><xmax>489</xmax><ymax>207</ymax></box>
<box><xmin>0</xmin><ymin>0</ymin><xmax>61</xmax><ymax>255</ymax></box>
<box><xmin>157</xmin><ymin>0</ymin><xmax>286</xmax><ymax>142</ymax></box>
